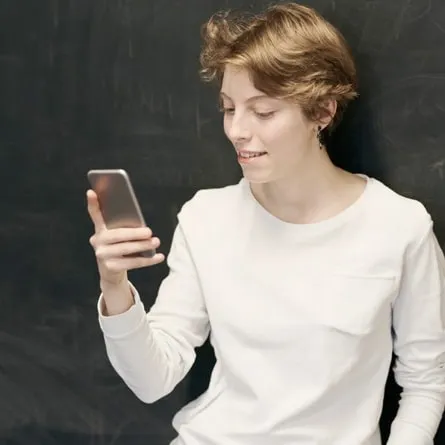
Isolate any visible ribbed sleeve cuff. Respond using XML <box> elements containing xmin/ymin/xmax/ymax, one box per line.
<box><xmin>97</xmin><ymin>282</ymin><xmax>147</xmax><ymax>339</ymax></box>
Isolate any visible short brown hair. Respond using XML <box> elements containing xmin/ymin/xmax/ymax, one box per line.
<box><xmin>199</xmin><ymin>2</ymin><xmax>358</xmax><ymax>131</ymax></box>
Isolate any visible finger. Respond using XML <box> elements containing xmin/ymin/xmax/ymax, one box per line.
<box><xmin>86</xmin><ymin>189</ymin><xmax>106</xmax><ymax>231</ymax></box>
<box><xmin>96</xmin><ymin>238</ymin><xmax>160</xmax><ymax>260</ymax></box>
<box><xmin>104</xmin><ymin>253</ymin><xmax>165</xmax><ymax>272</ymax></box>
<box><xmin>97</xmin><ymin>227</ymin><xmax>153</xmax><ymax>245</ymax></box>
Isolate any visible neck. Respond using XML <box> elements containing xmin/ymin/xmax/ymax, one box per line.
<box><xmin>250</xmin><ymin>150</ymin><xmax>363</xmax><ymax>224</ymax></box>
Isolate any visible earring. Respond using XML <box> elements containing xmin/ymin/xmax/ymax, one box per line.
<box><xmin>317</xmin><ymin>126</ymin><xmax>324</xmax><ymax>149</ymax></box>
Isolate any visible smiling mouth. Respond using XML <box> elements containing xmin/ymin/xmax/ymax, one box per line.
<box><xmin>237</xmin><ymin>151</ymin><xmax>267</xmax><ymax>159</ymax></box>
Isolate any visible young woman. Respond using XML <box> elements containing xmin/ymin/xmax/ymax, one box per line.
<box><xmin>87</xmin><ymin>3</ymin><xmax>445</xmax><ymax>444</ymax></box>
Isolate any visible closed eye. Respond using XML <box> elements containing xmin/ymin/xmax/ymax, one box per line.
<box><xmin>218</xmin><ymin>105</ymin><xmax>235</xmax><ymax>115</ymax></box>
<box><xmin>254</xmin><ymin>111</ymin><xmax>275</xmax><ymax>119</ymax></box>
<box><xmin>219</xmin><ymin>107</ymin><xmax>274</xmax><ymax>119</ymax></box>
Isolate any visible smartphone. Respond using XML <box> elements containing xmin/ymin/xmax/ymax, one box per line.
<box><xmin>87</xmin><ymin>169</ymin><xmax>156</xmax><ymax>258</ymax></box>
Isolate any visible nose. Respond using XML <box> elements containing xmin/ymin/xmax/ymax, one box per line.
<box><xmin>225</xmin><ymin>111</ymin><xmax>252</xmax><ymax>143</ymax></box>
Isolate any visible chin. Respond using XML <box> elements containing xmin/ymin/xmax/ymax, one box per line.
<box><xmin>241</xmin><ymin>170</ymin><xmax>274</xmax><ymax>184</ymax></box>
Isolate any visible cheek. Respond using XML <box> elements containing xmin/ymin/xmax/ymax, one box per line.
<box><xmin>258</xmin><ymin>120</ymin><xmax>297</xmax><ymax>151</ymax></box>
<box><xmin>268</xmin><ymin>119</ymin><xmax>309</xmax><ymax>153</ymax></box>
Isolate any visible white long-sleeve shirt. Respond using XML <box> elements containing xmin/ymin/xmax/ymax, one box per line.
<box><xmin>98</xmin><ymin>175</ymin><xmax>445</xmax><ymax>445</ymax></box>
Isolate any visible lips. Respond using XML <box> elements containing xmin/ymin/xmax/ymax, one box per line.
<box><xmin>237</xmin><ymin>150</ymin><xmax>267</xmax><ymax>159</ymax></box>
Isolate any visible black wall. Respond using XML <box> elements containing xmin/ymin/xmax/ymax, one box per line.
<box><xmin>1</xmin><ymin>0</ymin><xmax>444</xmax><ymax>444</ymax></box>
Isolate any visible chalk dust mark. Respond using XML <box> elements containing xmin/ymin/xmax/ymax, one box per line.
<box><xmin>431</xmin><ymin>159</ymin><xmax>445</xmax><ymax>180</ymax></box>
<box><xmin>406</xmin><ymin>0</ymin><xmax>432</xmax><ymax>23</ymax></box>
<box><xmin>392</xmin><ymin>0</ymin><xmax>411</xmax><ymax>40</ymax></box>
<box><xmin>431</xmin><ymin>18</ymin><xmax>445</xmax><ymax>34</ymax></box>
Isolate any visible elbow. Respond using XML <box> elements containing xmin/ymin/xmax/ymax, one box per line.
<box><xmin>131</xmin><ymin>388</ymin><xmax>165</xmax><ymax>404</ymax></box>
<box><xmin>394</xmin><ymin>361</ymin><xmax>445</xmax><ymax>397</ymax></box>
<box><xmin>125</xmin><ymin>366</ymin><xmax>185</xmax><ymax>404</ymax></box>
<box><xmin>123</xmin><ymin>375</ymin><xmax>179</xmax><ymax>404</ymax></box>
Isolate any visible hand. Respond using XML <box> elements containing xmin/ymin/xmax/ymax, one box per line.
<box><xmin>86</xmin><ymin>189</ymin><xmax>165</xmax><ymax>286</ymax></box>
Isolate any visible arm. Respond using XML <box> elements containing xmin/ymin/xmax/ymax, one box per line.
<box><xmin>387</xmin><ymin>215</ymin><xmax>445</xmax><ymax>445</ymax></box>
<box><xmin>97</xmin><ymin>222</ymin><xmax>210</xmax><ymax>403</ymax></box>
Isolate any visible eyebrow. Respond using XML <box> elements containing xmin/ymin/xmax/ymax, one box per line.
<box><xmin>219</xmin><ymin>92</ymin><xmax>270</xmax><ymax>103</ymax></box>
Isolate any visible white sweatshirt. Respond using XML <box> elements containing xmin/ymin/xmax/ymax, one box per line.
<box><xmin>98</xmin><ymin>176</ymin><xmax>445</xmax><ymax>445</ymax></box>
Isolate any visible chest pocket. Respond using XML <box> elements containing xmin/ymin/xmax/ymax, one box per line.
<box><xmin>315</xmin><ymin>274</ymin><xmax>397</xmax><ymax>336</ymax></box>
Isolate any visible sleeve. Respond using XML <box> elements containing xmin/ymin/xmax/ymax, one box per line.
<box><xmin>97</xmin><ymin>219</ymin><xmax>210</xmax><ymax>404</ymax></box>
<box><xmin>387</xmin><ymin>214</ymin><xmax>445</xmax><ymax>445</ymax></box>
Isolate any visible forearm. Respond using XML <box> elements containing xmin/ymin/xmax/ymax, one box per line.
<box><xmin>98</xmin><ymin>284</ymin><xmax>194</xmax><ymax>403</ymax></box>
<box><xmin>386</xmin><ymin>389</ymin><xmax>445</xmax><ymax>445</ymax></box>
<box><xmin>97</xmin><ymin>220</ymin><xmax>210</xmax><ymax>404</ymax></box>
<box><xmin>100</xmin><ymin>274</ymin><xmax>133</xmax><ymax>316</ymax></box>
<box><xmin>103</xmin><ymin>311</ymin><xmax>188</xmax><ymax>403</ymax></box>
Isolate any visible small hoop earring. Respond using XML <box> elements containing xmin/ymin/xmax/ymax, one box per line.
<box><xmin>317</xmin><ymin>126</ymin><xmax>324</xmax><ymax>149</ymax></box>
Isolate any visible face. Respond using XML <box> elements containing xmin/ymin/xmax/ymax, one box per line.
<box><xmin>220</xmin><ymin>65</ymin><xmax>320</xmax><ymax>184</ymax></box>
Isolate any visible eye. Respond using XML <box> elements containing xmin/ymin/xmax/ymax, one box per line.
<box><xmin>218</xmin><ymin>104</ymin><xmax>235</xmax><ymax>115</ymax></box>
<box><xmin>254</xmin><ymin>110</ymin><xmax>275</xmax><ymax>119</ymax></box>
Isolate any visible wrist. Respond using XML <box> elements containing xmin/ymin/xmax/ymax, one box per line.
<box><xmin>99</xmin><ymin>273</ymin><xmax>128</xmax><ymax>291</ymax></box>
<box><xmin>100</xmin><ymin>277</ymin><xmax>134</xmax><ymax>316</ymax></box>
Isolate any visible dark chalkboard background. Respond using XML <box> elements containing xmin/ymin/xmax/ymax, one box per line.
<box><xmin>1</xmin><ymin>0</ymin><xmax>444</xmax><ymax>443</ymax></box>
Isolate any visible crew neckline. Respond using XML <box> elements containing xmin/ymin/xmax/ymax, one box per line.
<box><xmin>241</xmin><ymin>174</ymin><xmax>373</xmax><ymax>237</ymax></box>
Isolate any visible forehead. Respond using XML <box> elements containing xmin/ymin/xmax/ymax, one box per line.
<box><xmin>220</xmin><ymin>65</ymin><xmax>267</xmax><ymax>101</ymax></box>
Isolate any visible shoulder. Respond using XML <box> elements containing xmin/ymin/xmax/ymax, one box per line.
<box><xmin>367</xmin><ymin>177</ymin><xmax>433</xmax><ymax>246</ymax></box>
<box><xmin>181</xmin><ymin>181</ymin><xmax>243</xmax><ymax>214</ymax></box>
<box><xmin>176</xmin><ymin>179</ymin><xmax>247</xmax><ymax>233</ymax></box>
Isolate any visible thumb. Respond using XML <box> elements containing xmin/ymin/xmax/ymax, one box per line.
<box><xmin>86</xmin><ymin>189</ymin><xmax>106</xmax><ymax>232</ymax></box>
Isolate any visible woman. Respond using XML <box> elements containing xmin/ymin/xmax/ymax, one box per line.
<box><xmin>87</xmin><ymin>3</ymin><xmax>445</xmax><ymax>444</ymax></box>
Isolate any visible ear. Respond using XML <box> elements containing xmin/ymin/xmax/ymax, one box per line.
<box><xmin>318</xmin><ymin>99</ymin><xmax>337</xmax><ymax>129</ymax></box>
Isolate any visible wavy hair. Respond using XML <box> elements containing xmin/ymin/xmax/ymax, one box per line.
<box><xmin>199</xmin><ymin>2</ymin><xmax>358</xmax><ymax>130</ymax></box>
